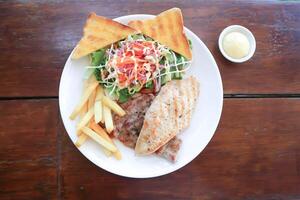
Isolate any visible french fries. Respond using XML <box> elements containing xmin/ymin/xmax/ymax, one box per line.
<box><xmin>76</xmin><ymin>102</ymin><xmax>87</xmax><ymax>136</ymax></box>
<box><xmin>75</xmin><ymin>134</ymin><xmax>88</xmax><ymax>147</ymax></box>
<box><xmin>75</xmin><ymin>82</ymin><xmax>96</xmax><ymax>144</ymax></box>
<box><xmin>90</xmin><ymin>122</ymin><xmax>122</xmax><ymax>160</ymax></box>
<box><xmin>69</xmin><ymin>81</ymin><xmax>99</xmax><ymax>120</ymax></box>
<box><xmin>70</xmin><ymin>79</ymin><xmax>126</xmax><ymax>160</ymax></box>
<box><xmin>87</xmin><ymin>72</ymin><xmax>97</xmax><ymax>84</ymax></box>
<box><xmin>77</xmin><ymin>97</ymin><xmax>88</xmax><ymax>136</ymax></box>
<box><xmin>102</xmin><ymin>96</ymin><xmax>126</xmax><ymax>116</ymax></box>
<box><xmin>95</xmin><ymin>86</ymin><xmax>103</xmax><ymax>101</ymax></box>
<box><xmin>94</xmin><ymin>101</ymin><xmax>102</xmax><ymax>123</ymax></box>
<box><xmin>103</xmin><ymin>105</ymin><xmax>114</xmax><ymax>133</ymax></box>
<box><xmin>88</xmin><ymin>89</ymin><xmax>96</xmax><ymax>107</ymax></box>
<box><xmin>76</xmin><ymin>106</ymin><xmax>94</xmax><ymax>131</ymax></box>
<box><xmin>102</xmin><ymin>148</ymin><xmax>113</xmax><ymax>156</ymax></box>
<box><xmin>94</xmin><ymin>87</ymin><xmax>103</xmax><ymax>123</ymax></box>
<box><xmin>81</xmin><ymin>127</ymin><xmax>117</xmax><ymax>152</ymax></box>
<box><xmin>101</xmin><ymin>103</ymin><xmax>105</xmax><ymax>124</ymax></box>
<box><xmin>90</xmin><ymin>121</ymin><xmax>111</xmax><ymax>141</ymax></box>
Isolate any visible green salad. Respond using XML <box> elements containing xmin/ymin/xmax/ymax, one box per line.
<box><xmin>87</xmin><ymin>34</ymin><xmax>192</xmax><ymax>103</ymax></box>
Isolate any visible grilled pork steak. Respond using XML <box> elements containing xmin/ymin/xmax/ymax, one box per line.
<box><xmin>156</xmin><ymin>137</ymin><xmax>182</xmax><ymax>162</ymax></box>
<box><xmin>113</xmin><ymin>93</ymin><xmax>154</xmax><ymax>148</ymax></box>
<box><xmin>113</xmin><ymin>93</ymin><xmax>181</xmax><ymax>162</ymax></box>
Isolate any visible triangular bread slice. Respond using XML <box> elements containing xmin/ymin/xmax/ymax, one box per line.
<box><xmin>72</xmin><ymin>12</ymin><xmax>138</xmax><ymax>59</ymax></box>
<box><xmin>135</xmin><ymin>76</ymin><xmax>199</xmax><ymax>155</ymax></box>
<box><xmin>128</xmin><ymin>8</ymin><xmax>192</xmax><ymax>60</ymax></box>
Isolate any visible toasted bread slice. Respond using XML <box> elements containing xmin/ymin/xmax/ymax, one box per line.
<box><xmin>128</xmin><ymin>8</ymin><xmax>192</xmax><ymax>60</ymax></box>
<box><xmin>72</xmin><ymin>12</ymin><xmax>138</xmax><ymax>59</ymax></box>
<box><xmin>135</xmin><ymin>76</ymin><xmax>199</xmax><ymax>155</ymax></box>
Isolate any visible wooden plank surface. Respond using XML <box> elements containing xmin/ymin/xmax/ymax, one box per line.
<box><xmin>1</xmin><ymin>1</ymin><xmax>300</xmax><ymax>200</ymax></box>
<box><xmin>0</xmin><ymin>1</ymin><xmax>300</xmax><ymax>97</ymax></box>
<box><xmin>0</xmin><ymin>100</ymin><xmax>58</xmax><ymax>200</ymax></box>
<box><xmin>59</xmin><ymin>98</ymin><xmax>300</xmax><ymax>200</ymax></box>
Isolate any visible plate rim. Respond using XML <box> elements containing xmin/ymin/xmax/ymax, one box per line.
<box><xmin>59</xmin><ymin>14</ymin><xmax>223</xmax><ymax>178</ymax></box>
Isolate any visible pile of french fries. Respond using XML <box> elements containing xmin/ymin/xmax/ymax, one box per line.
<box><xmin>69</xmin><ymin>75</ymin><xmax>125</xmax><ymax>160</ymax></box>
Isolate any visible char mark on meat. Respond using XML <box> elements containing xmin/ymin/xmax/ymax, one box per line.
<box><xmin>113</xmin><ymin>93</ymin><xmax>182</xmax><ymax>162</ymax></box>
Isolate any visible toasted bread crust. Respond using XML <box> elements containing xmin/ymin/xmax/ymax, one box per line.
<box><xmin>135</xmin><ymin>77</ymin><xmax>200</xmax><ymax>155</ymax></box>
<box><xmin>72</xmin><ymin>12</ymin><xmax>137</xmax><ymax>59</ymax></box>
<box><xmin>128</xmin><ymin>8</ymin><xmax>192</xmax><ymax>60</ymax></box>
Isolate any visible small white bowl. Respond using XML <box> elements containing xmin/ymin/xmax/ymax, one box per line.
<box><xmin>218</xmin><ymin>25</ymin><xmax>256</xmax><ymax>63</ymax></box>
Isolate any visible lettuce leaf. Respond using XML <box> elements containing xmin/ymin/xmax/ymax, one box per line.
<box><xmin>117</xmin><ymin>88</ymin><xmax>131</xmax><ymax>103</ymax></box>
<box><xmin>91</xmin><ymin>49</ymin><xmax>107</xmax><ymax>81</ymax></box>
<box><xmin>91</xmin><ymin>49</ymin><xmax>106</xmax><ymax>66</ymax></box>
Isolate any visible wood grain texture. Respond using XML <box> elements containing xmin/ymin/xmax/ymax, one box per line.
<box><xmin>0</xmin><ymin>1</ymin><xmax>300</xmax><ymax>97</ymax></box>
<box><xmin>59</xmin><ymin>98</ymin><xmax>300</xmax><ymax>200</ymax></box>
<box><xmin>0</xmin><ymin>100</ymin><xmax>59</xmax><ymax>200</ymax></box>
<box><xmin>1</xmin><ymin>1</ymin><xmax>300</xmax><ymax>200</ymax></box>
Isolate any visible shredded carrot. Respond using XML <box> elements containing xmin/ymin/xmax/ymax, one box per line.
<box><xmin>111</xmin><ymin>41</ymin><xmax>160</xmax><ymax>88</ymax></box>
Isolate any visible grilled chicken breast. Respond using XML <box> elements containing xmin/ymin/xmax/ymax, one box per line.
<box><xmin>135</xmin><ymin>76</ymin><xmax>200</xmax><ymax>155</ymax></box>
<box><xmin>113</xmin><ymin>93</ymin><xmax>182</xmax><ymax>162</ymax></box>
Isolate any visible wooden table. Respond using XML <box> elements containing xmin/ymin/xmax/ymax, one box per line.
<box><xmin>1</xmin><ymin>1</ymin><xmax>300</xmax><ymax>199</ymax></box>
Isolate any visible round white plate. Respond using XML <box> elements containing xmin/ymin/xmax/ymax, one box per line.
<box><xmin>59</xmin><ymin>14</ymin><xmax>223</xmax><ymax>178</ymax></box>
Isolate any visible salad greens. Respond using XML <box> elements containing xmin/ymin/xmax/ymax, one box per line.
<box><xmin>89</xmin><ymin>34</ymin><xmax>192</xmax><ymax>103</ymax></box>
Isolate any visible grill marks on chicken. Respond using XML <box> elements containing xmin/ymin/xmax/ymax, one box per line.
<box><xmin>135</xmin><ymin>77</ymin><xmax>199</xmax><ymax>155</ymax></box>
<box><xmin>113</xmin><ymin>93</ymin><xmax>182</xmax><ymax>162</ymax></box>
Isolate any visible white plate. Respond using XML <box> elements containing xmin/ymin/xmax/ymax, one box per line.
<box><xmin>59</xmin><ymin>14</ymin><xmax>223</xmax><ymax>178</ymax></box>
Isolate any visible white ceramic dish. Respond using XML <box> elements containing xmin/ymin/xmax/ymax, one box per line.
<box><xmin>59</xmin><ymin>14</ymin><xmax>223</xmax><ymax>178</ymax></box>
<box><xmin>218</xmin><ymin>25</ymin><xmax>256</xmax><ymax>63</ymax></box>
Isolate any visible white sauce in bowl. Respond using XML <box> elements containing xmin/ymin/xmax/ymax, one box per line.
<box><xmin>222</xmin><ymin>32</ymin><xmax>250</xmax><ymax>59</ymax></box>
<box><xmin>218</xmin><ymin>25</ymin><xmax>256</xmax><ymax>63</ymax></box>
